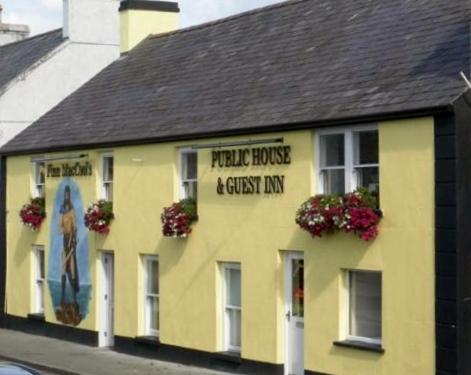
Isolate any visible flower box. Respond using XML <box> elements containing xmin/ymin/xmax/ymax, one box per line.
<box><xmin>84</xmin><ymin>200</ymin><xmax>114</xmax><ymax>234</ymax></box>
<box><xmin>161</xmin><ymin>198</ymin><xmax>198</xmax><ymax>238</ymax></box>
<box><xmin>295</xmin><ymin>189</ymin><xmax>382</xmax><ymax>241</ymax></box>
<box><xmin>20</xmin><ymin>197</ymin><xmax>46</xmax><ymax>231</ymax></box>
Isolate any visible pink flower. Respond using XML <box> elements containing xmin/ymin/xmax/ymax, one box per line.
<box><xmin>295</xmin><ymin>190</ymin><xmax>381</xmax><ymax>242</ymax></box>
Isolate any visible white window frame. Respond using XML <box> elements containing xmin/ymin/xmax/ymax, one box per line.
<box><xmin>33</xmin><ymin>245</ymin><xmax>45</xmax><ymax>314</ymax></box>
<box><xmin>179</xmin><ymin>149</ymin><xmax>197</xmax><ymax>200</ymax></box>
<box><xmin>344</xmin><ymin>270</ymin><xmax>382</xmax><ymax>346</ymax></box>
<box><xmin>32</xmin><ymin>161</ymin><xmax>46</xmax><ymax>198</ymax></box>
<box><xmin>101</xmin><ymin>154</ymin><xmax>113</xmax><ymax>201</ymax></box>
<box><xmin>315</xmin><ymin>125</ymin><xmax>378</xmax><ymax>194</ymax></box>
<box><xmin>143</xmin><ymin>255</ymin><xmax>159</xmax><ymax>337</ymax></box>
<box><xmin>222</xmin><ymin>262</ymin><xmax>241</xmax><ymax>353</ymax></box>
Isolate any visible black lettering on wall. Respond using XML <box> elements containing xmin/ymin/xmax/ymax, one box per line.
<box><xmin>212</xmin><ymin>146</ymin><xmax>292</xmax><ymax>168</ymax></box>
<box><xmin>47</xmin><ymin>162</ymin><xmax>92</xmax><ymax>178</ymax></box>
<box><xmin>264</xmin><ymin>175</ymin><xmax>284</xmax><ymax>194</ymax></box>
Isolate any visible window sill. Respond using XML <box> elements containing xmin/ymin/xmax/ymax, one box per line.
<box><xmin>211</xmin><ymin>351</ymin><xmax>242</xmax><ymax>364</ymax></box>
<box><xmin>333</xmin><ymin>340</ymin><xmax>384</xmax><ymax>354</ymax></box>
<box><xmin>135</xmin><ymin>335</ymin><xmax>160</xmax><ymax>347</ymax></box>
<box><xmin>27</xmin><ymin>313</ymin><xmax>45</xmax><ymax>322</ymax></box>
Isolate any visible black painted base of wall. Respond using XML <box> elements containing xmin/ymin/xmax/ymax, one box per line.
<box><xmin>1</xmin><ymin>315</ymin><xmax>286</xmax><ymax>375</ymax></box>
<box><xmin>114</xmin><ymin>335</ymin><xmax>284</xmax><ymax>375</ymax></box>
<box><xmin>2</xmin><ymin>314</ymin><xmax>98</xmax><ymax>347</ymax></box>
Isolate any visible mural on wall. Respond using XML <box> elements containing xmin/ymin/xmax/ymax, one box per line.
<box><xmin>47</xmin><ymin>178</ymin><xmax>91</xmax><ymax>326</ymax></box>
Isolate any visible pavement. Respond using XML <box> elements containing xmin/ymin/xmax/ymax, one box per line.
<box><xmin>0</xmin><ymin>329</ymin><xmax>230</xmax><ymax>375</ymax></box>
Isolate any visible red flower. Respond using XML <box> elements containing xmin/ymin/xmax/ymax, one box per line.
<box><xmin>161</xmin><ymin>199</ymin><xmax>197</xmax><ymax>238</ymax></box>
<box><xmin>84</xmin><ymin>200</ymin><xmax>114</xmax><ymax>235</ymax></box>
<box><xmin>344</xmin><ymin>207</ymin><xmax>381</xmax><ymax>241</ymax></box>
<box><xmin>20</xmin><ymin>198</ymin><xmax>46</xmax><ymax>231</ymax></box>
<box><xmin>295</xmin><ymin>189</ymin><xmax>382</xmax><ymax>242</ymax></box>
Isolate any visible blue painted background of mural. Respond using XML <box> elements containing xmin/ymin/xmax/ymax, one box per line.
<box><xmin>47</xmin><ymin>178</ymin><xmax>91</xmax><ymax>324</ymax></box>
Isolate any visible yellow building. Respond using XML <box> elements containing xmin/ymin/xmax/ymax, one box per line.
<box><xmin>1</xmin><ymin>1</ymin><xmax>470</xmax><ymax>375</ymax></box>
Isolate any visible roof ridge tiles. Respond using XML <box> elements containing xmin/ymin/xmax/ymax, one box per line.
<box><xmin>148</xmin><ymin>0</ymin><xmax>306</xmax><ymax>41</ymax></box>
<box><xmin>0</xmin><ymin>28</ymin><xmax>62</xmax><ymax>50</ymax></box>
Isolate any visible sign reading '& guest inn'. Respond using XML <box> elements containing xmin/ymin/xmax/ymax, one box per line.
<box><xmin>212</xmin><ymin>145</ymin><xmax>291</xmax><ymax>195</ymax></box>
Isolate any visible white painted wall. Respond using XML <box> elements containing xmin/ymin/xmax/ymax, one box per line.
<box><xmin>0</xmin><ymin>0</ymin><xmax>120</xmax><ymax>147</ymax></box>
<box><xmin>0</xmin><ymin>5</ymin><xmax>30</xmax><ymax>46</ymax></box>
<box><xmin>0</xmin><ymin>121</ymin><xmax>31</xmax><ymax>146</ymax></box>
<box><xmin>63</xmin><ymin>0</ymin><xmax>120</xmax><ymax>45</ymax></box>
<box><xmin>0</xmin><ymin>28</ymin><xmax>29</xmax><ymax>46</ymax></box>
<box><xmin>0</xmin><ymin>41</ymin><xmax>119</xmax><ymax>146</ymax></box>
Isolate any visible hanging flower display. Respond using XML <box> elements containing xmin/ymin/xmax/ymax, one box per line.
<box><xmin>19</xmin><ymin>197</ymin><xmax>46</xmax><ymax>231</ymax></box>
<box><xmin>161</xmin><ymin>198</ymin><xmax>198</xmax><ymax>238</ymax></box>
<box><xmin>295</xmin><ymin>188</ymin><xmax>382</xmax><ymax>241</ymax></box>
<box><xmin>84</xmin><ymin>200</ymin><xmax>114</xmax><ymax>234</ymax></box>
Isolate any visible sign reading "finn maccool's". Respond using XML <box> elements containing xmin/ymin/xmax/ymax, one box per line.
<box><xmin>212</xmin><ymin>145</ymin><xmax>291</xmax><ymax>195</ymax></box>
<box><xmin>47</xmin><ymin>162</ymin><xmax>93</xmax><ymax>178</ymax></box>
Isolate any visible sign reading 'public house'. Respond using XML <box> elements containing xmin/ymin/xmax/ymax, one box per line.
<box><xmin>212</xmin><ymin>145</ymin><xmax>291</xmax><ymax>195</ymax></box>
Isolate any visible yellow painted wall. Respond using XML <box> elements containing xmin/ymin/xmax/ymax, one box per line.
<box><xmin>5</xmin><ymin>117</ymin><xmax>435</xmax><ymax>375</ymax></box>
<box><xmin>6</xmin><ymin>154</ymin><xmax>99</xmax><ymax>331</ymax></box>
<box><xmin>120</xmin><ymin>9</ymin><xmax>179</xmax><ymax>53</ymax></box>
<box><xmin>299</xmin><ymin>118</ymin><xmax>435</xmax><ymax>374</ymax></box>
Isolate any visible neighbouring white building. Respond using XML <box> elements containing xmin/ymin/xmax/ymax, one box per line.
<box><xmin>0</xmin><ymin>4</ymin><xmax>30</xmax><ymax>45</ymax></box>
<box><xmin>0</xmin><ymin>0</ymin><xmax>121</xmax><ymax>146</ymax></box>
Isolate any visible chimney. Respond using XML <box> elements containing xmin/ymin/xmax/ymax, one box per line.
<box><xmin>63</xmin><ymin>0</ymin><xmax>120</xmax><ymax>45</ymax></box>
<box><xmin>119</xmin><ymin>0</ymin><xmax>179</xmax><ymax>54</ymax></box>
<box><xmin>0</xmin><ymin>4</ymin><xmax>30</xmax><ymax>46</ymax></box>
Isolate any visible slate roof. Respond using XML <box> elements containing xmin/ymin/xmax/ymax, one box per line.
<box><xmin>0</xmin><ymin>29</ymin><xmax>64</xmax><ymax>93</ymax></box>
<box><xmin>2</xmin><ymin>0</ymin><xmax>470</xmax><ymax>154</ymax></box>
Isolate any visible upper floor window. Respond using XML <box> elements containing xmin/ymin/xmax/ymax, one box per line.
<box><xmin>101</xmin><ymin>154</ymin><xmax>114</xmax><ymax>201</ymax></box>
<box><xmin>33</xmin><ymin>162</ymin><xmax>45</xmax><ymax>198</ymax></box>
<box><xmin>179</xmin><ymin>150</ymin><xmax>197</xmax><ymax>200</ymax></box>
<box><xmin>318</xmin><ymin>127</ymin><xmax>378</xmax><ymax>195</ymax></box>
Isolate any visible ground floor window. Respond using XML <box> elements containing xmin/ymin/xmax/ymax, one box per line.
<box><xmin>222</xmin><ymin>263</ymin><xmax>241</xmax><ymax>353</ymax></box>
<box><xmin>347</xmin><ymin>270</ymin><xmax>382</xmax><ymax>344</ymax></box>
<box><xmin>143</xmin><ymin>256</ymin><xmax>159</xmax><ymax>336</ymax></box>
<box><xmin>33</xmin><ymin>245</ymin><xmax>45</xmax><ymax>314</ymax></box>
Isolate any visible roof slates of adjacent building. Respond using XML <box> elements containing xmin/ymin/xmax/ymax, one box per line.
<box><xmin>0</xmin><ymin>29</ymin><xmax>63</xmax><ymax>92</ymax></box>
<box><xmin>1</xmin><ymin>0</ymin><xmax>469</xmax><ymax>154</ymax></box>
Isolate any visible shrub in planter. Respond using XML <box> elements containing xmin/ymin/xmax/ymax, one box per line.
<box><xmin>295</xmin><ymin>188</ymin><xmax>382</xmax><ymax>241</ymax></box>
<box><xmin>161</xmin><ymin>198</ymin><xmax>198</xmax><ymax>238</ymax></box>
<box><xmin>84</xmin><ymin>200</ymin><xmax>114</xmax><ymax>234</ymax></box>
<box><xmin>20</xmin><ymin>197</ymin><xmax>46</xmax><ymax>231</ymax></box>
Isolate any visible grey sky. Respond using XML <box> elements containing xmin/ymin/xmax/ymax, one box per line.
<box><xmin>0</xmin><ymin>0</ymin><xmax>284</xmax><ymax>36</ymax></box>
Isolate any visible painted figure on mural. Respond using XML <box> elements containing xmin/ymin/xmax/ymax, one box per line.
<box><xmin>48</xmin><ymin>178</ymin><xmax>91</xmax><ymax>327</ymax></box>
<box><xmin>55</xmin><ymin>185</ymin><xmax>82</xmax><ymax>325</ymax></box>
